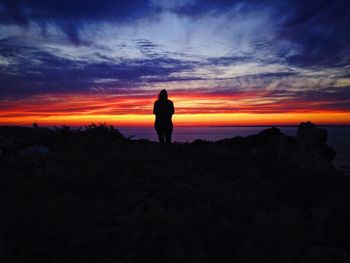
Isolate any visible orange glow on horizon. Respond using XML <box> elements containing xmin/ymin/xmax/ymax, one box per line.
<box><xmin>1</xmin><ymin>112</ymin><xmax>349</xmax><ymax>127</ymax></box>
<box><xmin>0</xmin><ymin>92</ymin><xmax>350</xmax><ymax>127</ymax></box>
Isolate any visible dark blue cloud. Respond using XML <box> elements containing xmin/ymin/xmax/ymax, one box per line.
<box><xmin>1</xmin><ymin>0</ymin><xmax>349</xmax><ymax>66</ymax></box>
<box><xmin>161</xmin><ymin>0</ymin><xmax>350</xmax><ymax>68</ymax></box>
<box><xmin>205</xmin><ymin>56</ymin><xmax>254</xmax><ymax>66</ymax></box>
<box><xmin>169</xmin><ymin>0</ymin><xmax>242</xmax><ymax>16</ymax></box>
<box><xmin>285</xmin><ymin>87</ymin><xmax>350</xmax><ymax>112</ymax></box>
<box><xmin>179</xmin><ymin>0</ymin><xmax>350</xmax><ymax>67</ymax></box>
<box><xmin>277</xmin><ymin>0</ymin><xmax>350</xmax><ymax>67</ymax></box>
<box><xmin>0</xmin><ymin>0</ymin><xmax>152</xmax><ymax>22</ymax></box>
<box><xmin>0</xmin><ymin>0</ymin><xmax>155</xmax><ymax>44</ymax></box>
<box><xmin>0</xmin><ymin>38</ymin><xmax>198</xmax><ymax>97</ymax></box>
<box><xmin>136</xmin><ymin>39</ymin><xmax>160</xmax><ymax>58</ymax></box>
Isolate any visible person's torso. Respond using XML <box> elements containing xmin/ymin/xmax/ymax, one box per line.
<box><xmin>155</xmin><ymin>100</ymin><xmax>173</xmax><ymax>120</ymax></box>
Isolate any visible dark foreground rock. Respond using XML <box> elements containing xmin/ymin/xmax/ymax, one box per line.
<box><xmin>0</xmin><ymin>123</ymin><xmax>349</xmax><ymax>263</ymax></box>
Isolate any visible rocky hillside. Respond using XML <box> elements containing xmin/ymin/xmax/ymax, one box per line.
<box><xmin>0</xmin><ymin>122</ymin><xmax>349</xmax><ymax>263</ymax></box>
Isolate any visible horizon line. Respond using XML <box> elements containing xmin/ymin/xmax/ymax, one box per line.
<box><xmin>1</xmin><ymin>123</ymin><xmax>350</xmax><ymax>129</ymax></box>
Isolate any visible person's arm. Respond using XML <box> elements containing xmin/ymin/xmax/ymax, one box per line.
<box><xmin>170</xmin><ymin>101</ymin><xmax>175</xmax><ymax>115</ymax></box>
<box><xmin>153</xmin><ymin>101</ymin><xmax>158</xmax><ymax>115</ymax></box>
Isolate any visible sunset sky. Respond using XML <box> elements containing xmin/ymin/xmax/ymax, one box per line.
<box><xmin>1</xmin><ymin>0</ymin><xmax>350</xmax><ymax>126</ymax></box>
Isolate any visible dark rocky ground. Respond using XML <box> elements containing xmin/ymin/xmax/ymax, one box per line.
<box><xmin>0</xmin><ymin>122</ymin><xmax>350</xmax><ymax>263</ymax></box>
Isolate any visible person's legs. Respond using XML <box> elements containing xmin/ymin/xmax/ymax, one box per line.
<box><xmin>158</xmin><ymin>131</ymin><xmax>165</xmax><ymax>143</ymax></box>
<box><xmin>155</xmin><ymin>122</ymin><xmax>165</xmax><ymax>143</ymax></box>
<box><xmin>165</xmin><ymin>121</ymin><xmax>173</xmax><ymax>144</ymax></box>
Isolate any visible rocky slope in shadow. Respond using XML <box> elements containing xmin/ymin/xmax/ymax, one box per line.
<box><xmin>0</xmin><ymin>122</ymin><xmax>349</xmax><ymax>263</ymax></box>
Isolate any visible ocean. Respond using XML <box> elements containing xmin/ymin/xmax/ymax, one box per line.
<box><xmin>118</xmin><ymin>126</ymin><xmax>350</xmax><ymax>171</ymax></box>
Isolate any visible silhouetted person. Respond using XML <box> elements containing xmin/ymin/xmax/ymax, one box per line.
<box><xmin>153</xmin><ymin>89</ymin><xmax>175</xmax><ymax>144</ymax></box>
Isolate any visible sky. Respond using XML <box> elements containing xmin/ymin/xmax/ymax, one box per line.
<box><xmin>0</xmin><ymin>0</ymin><xmax>350</xmax><ymax>126</ymax></box>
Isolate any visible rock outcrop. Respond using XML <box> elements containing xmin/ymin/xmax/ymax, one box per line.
<box><xmin>297</xmin><ymin>121</ymin><xmax>336</xmax><ymax>161</ymax></box>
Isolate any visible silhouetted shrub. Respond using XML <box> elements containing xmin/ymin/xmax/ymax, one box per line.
<box><xmin>83</xmin><ymin>122</ymin><xmax>125</xmax><ymax>141</ymax></box>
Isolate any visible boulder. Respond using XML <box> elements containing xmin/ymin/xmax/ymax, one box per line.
<box><xmin>297</xmin><ymin>121</ymin><xmax>327</xmax><ymax>145</ymax></box>
<box><xmin>255</xmin><ymin>127</ymin><xmax>293</xmax><ymax>156</ymax></box>
<box><xmin>297</xmin><ymin>121</ymin><xmax>336</xmax><ymax>161</ymax></box>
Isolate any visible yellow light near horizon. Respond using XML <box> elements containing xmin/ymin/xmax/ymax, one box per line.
<box><xmin>1</xmin><ymin>112</ymin><xmax>349</xmax><ymax>127</ymax></box>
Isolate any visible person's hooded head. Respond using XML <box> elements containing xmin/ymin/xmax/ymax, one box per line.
<box><xmin>158</xmin><ymin>89</ymin><xmax>168</xmax><ymax>101</ymax></box>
